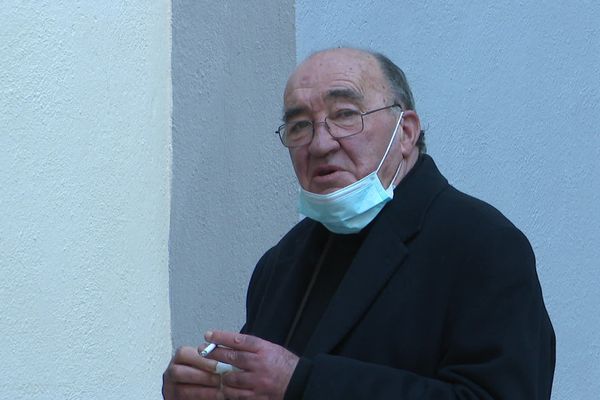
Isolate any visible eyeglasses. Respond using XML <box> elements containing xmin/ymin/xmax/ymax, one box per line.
<box><xmin>275</xmin><ymin>104</ymin><xmax>402</xmax><ymax>148</ymax></box>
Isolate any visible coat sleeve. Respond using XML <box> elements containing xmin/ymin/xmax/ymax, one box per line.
<box><xmin>240</xmin><ymin>246</ymin><xmax>276</xmax><ymax>335</ymax></box>
<box><xmin>286</xmin><ymin>227</ymin><xmax>555</xmax><ymax>400</ymax></box>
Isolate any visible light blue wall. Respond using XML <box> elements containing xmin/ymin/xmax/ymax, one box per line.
<box><xmin>296</xmin><ymin>1</ymin><xmax>599</xmax><ymax>398</ymax></box>
<box><xmin>0</xmin><ymin>2</ymin><xmax>172</xmax><ymax>399</ymax></box>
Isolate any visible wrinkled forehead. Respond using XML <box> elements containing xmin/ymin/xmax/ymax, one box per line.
<box><xmin>284</xmin><ymin>49</ymin><xmax>388</xmax><ymax>106</ymax></box>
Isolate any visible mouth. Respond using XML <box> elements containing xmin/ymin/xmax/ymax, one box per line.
<box><xmin>313</xmin><ymin>165</ymin><xmax>340</xmax><ymax>178</ymax></box>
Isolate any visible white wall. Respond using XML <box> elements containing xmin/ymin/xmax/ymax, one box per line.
<box><xmin>296</xmin><ymin>1</ymin><xmax>599</xmax><ymax>398</ymax></box>
<box><xmin>0</xmin><ymin>2</ymin><xmax>172</xmax><ymax>399</ymax></box>
<box><xmin>4</xmin><ymin>1</ymin><xmax>595</xmax><ymax>398</ymax></box>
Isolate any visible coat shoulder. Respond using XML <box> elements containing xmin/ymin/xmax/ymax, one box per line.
<box><xmin>428</xmin><ymin>185</ymin><xmax>522</xmax><ymax>238</ymax></box>
<box><xmin>416</xmin><ymin>184</ymin><xmax>536</xmax><ymax>279</ymax></box>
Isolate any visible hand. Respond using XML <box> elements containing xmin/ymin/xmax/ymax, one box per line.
<box><xmin>162</xmin><ymin>345</ymin><xmax>222</xmax><ymax>400</ymax></box>
<box><xmin>207</xmin><ymin>330</ymin><xmax>300</xmax><ymax>400</ymax></box>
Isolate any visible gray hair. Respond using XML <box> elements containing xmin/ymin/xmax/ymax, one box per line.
<box><xmin>370</xmin><ymin>52</ymin><xmax>426</xmax><ymax>154</ymax></box>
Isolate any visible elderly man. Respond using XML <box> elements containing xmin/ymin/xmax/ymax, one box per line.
<box><xmin>163</xmin><ymin>48</ymin><xmax>555</xmax><ymax>399</ymax></box>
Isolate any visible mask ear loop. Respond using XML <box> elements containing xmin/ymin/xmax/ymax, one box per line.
<box><xmin>388</xmin><ymin>158</ymin><xmax>404</xmax><ymax>191</ymax></box>
<box><xmin>375</xmin><ymin>111</ymin><xmax>405</xmax><ymax>189</ymax></box>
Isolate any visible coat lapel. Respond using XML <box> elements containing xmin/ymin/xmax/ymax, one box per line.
<box><xmin>251</xmin><ymin>222</ymin><xmax>329</xmax><ymax>345</ymax></box>
<box><xmin>302</xmin><ymin>221</ymin><xmax>408</xmax><ymax>357</ymax></box>
<box><xmin>302</xmin><ymin>155</ymin><xmax>449</xmax><ymax>357</ymax></box>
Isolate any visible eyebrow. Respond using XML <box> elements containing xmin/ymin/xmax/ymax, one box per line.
<box><xmin>282</xmin><ymin>88</ymin><xmax>364</xmax><ymax>122</ymax></box>
<box><xmin>324</xmin><ymin>88</ymin><xmax>364</xmax><ymax>102</ymax></box>
<box><xmin>282</xmin><ymin>106</ymin><xmax>308</xmax><ymax>122</ymax></box>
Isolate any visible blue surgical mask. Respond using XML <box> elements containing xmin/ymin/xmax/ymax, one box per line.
<box><xmin>298</xmin><ymin>112</ymin><xmax>404</xmax><ymax>234</ymax></box>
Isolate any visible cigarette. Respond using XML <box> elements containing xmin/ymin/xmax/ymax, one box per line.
<box><xmin>200</xmin><ymin>343</ymin><xmax>217</xmax><ymax>357</ymax></box>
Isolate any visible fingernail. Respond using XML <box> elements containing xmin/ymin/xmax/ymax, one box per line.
<box><xmin>205</xmin><ymin>330</ymin><xmax>213</xmax><ymax>341</ymax></box>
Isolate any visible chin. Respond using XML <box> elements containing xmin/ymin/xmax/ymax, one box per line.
<box><xmin>306</xmin><ymin>172</ymin><xmax>356</xmax><ymax>194</ymax></box>
<box><xmin>315</xmin><ymin>187</ymin><xmax>339</xmax><ymax>195</ymax></box>
<box><xmin>308</xmin><ymin>182</ymin><xmax>350</xmax><ymax>194</ymax></box>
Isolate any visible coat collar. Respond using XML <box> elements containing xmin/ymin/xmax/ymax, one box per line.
<box><xmin>382</xmin><ymin>154</ymin><xmax>449</xmax><ymax>242</ymax></box>
<box><xmin>302</xmin><ymin>154</ymin><xmax>449</xmax><ymax>356</ymax></box>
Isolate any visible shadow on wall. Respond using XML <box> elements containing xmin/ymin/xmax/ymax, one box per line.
<box><xmin>168</xmin><ymin>0</ymin><xmax>297</xmax><ymax>348</ymax></box>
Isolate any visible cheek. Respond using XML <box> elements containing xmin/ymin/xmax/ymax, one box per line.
<box><xmin>341</xmin><ymin>137</ymin><xmax>378</xmax><ymax>173</ymax></box>
<box><xmin>342</xmin><ymin>126</ymin><xmax>395</xmax><ymax>179</ymax></box>
<box><xmin>289</xmin><ymin>149</ymin><xmax>309</xmax><ymax>183</ymax></box>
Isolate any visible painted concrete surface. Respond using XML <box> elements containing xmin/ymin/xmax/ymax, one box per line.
<box><xmin>169</xmin><ymin>0</ymin><xmax>297</xmax><ymax>348</ymax></box>
<box><xmin>0</xmin><ymin>2</ymin><xmax>172</xmax><ymax>399</ymax></box>
<box><xmin>296</xmin><ymin>1</ymin><xmax>599</xmax><ymax>398</ymax></box>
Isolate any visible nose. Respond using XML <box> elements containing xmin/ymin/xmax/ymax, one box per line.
<box><xmin>308</xmin><ymin>121</ymin><xmax>339</xmax><ymax>156</ymax></box>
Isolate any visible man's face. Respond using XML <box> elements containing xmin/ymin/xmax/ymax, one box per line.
<box><xmin>283</xmin><ymin>49</ymin><xmax>404</xmax><ymax>194</ymax></box>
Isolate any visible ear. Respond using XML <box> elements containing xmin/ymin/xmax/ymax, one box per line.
<box><xmin>399</xmin><ymin>110</ymin><xmax>421</xmax><ymax>157</ymax></box>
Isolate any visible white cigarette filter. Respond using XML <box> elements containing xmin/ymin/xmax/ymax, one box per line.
<box><xmin>215</xmin><ymin>361</ymin><xmax>240</xmax><ymax>375</ymax></box>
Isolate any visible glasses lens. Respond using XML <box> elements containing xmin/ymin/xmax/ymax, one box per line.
<box><xmin>281</xmin><ymin>120</ymin><xmax>312</xmax><ymax>147</ymax></box>
<box><xmin>327</xmin><ymin>111</ymin><xmax>363</xmax><ymax>138</ymax></box>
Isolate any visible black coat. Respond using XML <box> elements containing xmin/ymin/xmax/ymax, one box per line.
<box><xmin>242</xmin><ymin>155</ymin><xmax>555</xmax><ymax>399</ymax></box>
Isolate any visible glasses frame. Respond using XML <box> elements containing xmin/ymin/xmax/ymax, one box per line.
<box><xmin>275</xmin><ymin>104</ymin><xmax>402</xmax><ymax>148</ymax></box>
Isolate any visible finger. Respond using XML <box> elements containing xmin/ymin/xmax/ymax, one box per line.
<box><xmin>173</xmin><ymin>346</ymin><xmax>219</xmax><ymax>373</ymax></box>
<box><xmin>169</xmin><ymin>383</ymin><xmax>223</xmax><ymax>400</ymax></box>
<box><xmin>165</xmin><ymin>363</ymin><xmax>222</xmax><ymax>386</ymax></box>
<box><xmin>220</xmin><ymin>384</ymin><xmax>257</xmax><ymax>400</ymax></box>
<box><xmin>209</xmin><ymin>346</ymin><xmax>258</xmax><ymax>371</ymax></box>
<box><xmin>221</xmin><ymin>370</ymin><xmax>257</xmax><ymax>390</ymax></box>
<box><xmin>205</xmin><ymin>330</ymin><xmax>262</xmax><ymax>353</ymax></box>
